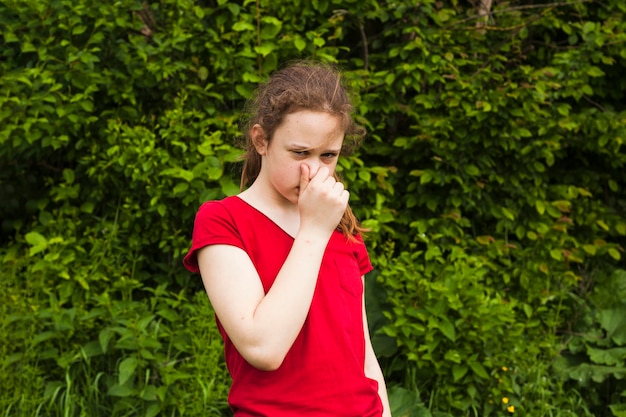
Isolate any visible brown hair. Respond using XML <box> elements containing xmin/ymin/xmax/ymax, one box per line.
<box><xmin>239</xmin><ymin>61</ymin><xmax>367</xmax><ymax>240</ymax></box>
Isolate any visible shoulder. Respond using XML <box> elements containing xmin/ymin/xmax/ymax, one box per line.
<box><xmin>194</xmin><ymin>196</ymin><xmax>243</xmax><ymax>223</ymax></box>
<box><xmin>184</xmin><ymin>197</ymin><xmax>248</xmax><ymax>273</ymax></box>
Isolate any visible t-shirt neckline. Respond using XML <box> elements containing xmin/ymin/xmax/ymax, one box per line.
<box><xmin>232</xmin><ymin>195</ymin><xmax>296</xmax><ymax>240</ymax></box>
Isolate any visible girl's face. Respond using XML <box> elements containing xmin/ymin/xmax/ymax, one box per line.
<box><xmin>253</xmin><ymin>110</ymin><xmax>345</xmax><ymax>206</ymax></box>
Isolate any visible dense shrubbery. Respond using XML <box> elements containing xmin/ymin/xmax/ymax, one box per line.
<box><xmin>1</xmin><ymin>0</ymin><xmax>625</xmax><ymax>416</ymax></box>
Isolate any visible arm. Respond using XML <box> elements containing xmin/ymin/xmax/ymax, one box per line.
<box><xmin>363</xmin><ymin>277</ymin><xmax>392</xmax><ymax>417</ymax></box>
<box><xmin>198</xmin><ymin>166</ymin><xmax>348</xmax><ymax>371</ymax></box>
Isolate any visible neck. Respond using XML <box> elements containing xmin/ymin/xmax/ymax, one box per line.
<box><xmin>239</xmin><ymin>184</ymin><xmax>301</xmax><ymax>237</ymax></box>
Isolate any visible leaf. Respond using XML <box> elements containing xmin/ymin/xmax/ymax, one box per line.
<box><xmin>25</xmin><ymin>232</ymin><xmax>48</xmax><ymax>256</ymax></box>
<box><xmin>260</xmin><ymin>16</ymin><xmax>282</xmax><ymax>39</ymax></box>
<box><xmin>476</xmin><ymin>235</ymin><xmax>494</xmax><ymax>245</ymax></box>
<box><xmin>81</xmin><ymin>341</ymin><xmax>103</xmax><ymax>358</ymax></box>
<box><xmin>145</xmin><ymin>402</ymin><xmax>162</xmax><ymax>417</ymax></box>
<box><xmin>108</xmin><ymin>381</ymin><xmax>134</xmax><ymax>397</ymax></box>
<box><xmin>597</xmin><ymin>220</ymin><xmax>610</xmax><ymax>231</ymax></box>
<box><xmin>464</xmin><ymin>164</ymin><xmax>480</xmax><ymax>176</ymax></box>
<box><xmin>586</xmin><ymin>66</ymin><xmax>604</xmax><ymax>77</ymax></box>
<box><xmin>452</xmin><ymin>364</ymin><xmax>469</xmax><ymax>382</ymax></box>
<box><xmin>610</xmin><ymin>404</ymin><xmax>626</xmax><ymax>417</ymax></box>
<box><xmin>220</xmin><ymin>176</ymin><xmax>240</xmax><ymax>196</ymax></box>
<box><xmin>254</xmin><ymin>43</ymin><xmax>275</xmax><ymax>57</ymax></box>
<box><xmin>388</xmin><ymin>386</ymin><xmax>426</xmax><ymax>417</ymax></box>
<box><xmin>583</xmin><ymin>21</ymin><xmax>596</xmax><ymax>34</ymax></box>
<box><xmin>582</xmin><ymin>244</ymin><xmax>597</xmax><ymax>255</ymax></box>
<box><xmin>439</xmin><ymin>319</ymin><xmax>456</xmax><ymax>342</ymax></box>
<box><xmin>119</xmin><ymin>356</ymin><xmax>138</xmax><ymax>386</ymax></box>
<box><xmin>444</xmin><ymin>350</ymin><xmax>462</xmax><ymax>364</ymax></box>
<box><xmin>294</xmin><ymin>35</ymin><xmax>306</xmax><ymax>51</ymax></box>
<box><xmin>587</xmin><ymin>347</ymin><xmax>626</xmax><ymax>366</ymax></box>
<box><xmin>468</xmin><ymin>360</ymin><xmax>489</xmax><ymax>379</ymax></box>
<box><xmin>598</xmin><ymin>307</ymin><xmax>626</xmax><ymax>345</ymax></box>
<box><xmin>535</xmin><ymin>200</ymin><xmax>546</xmax><ymax>215</ymax></box>
<box><xmin>550</xmin><ymin>249</ymin><xmax>563</xmax><ymax>261</ymax></box>
<box><xmin>99</xmin><ymin>328</ymin><xmax>113</xmax><ymax>354</ymax></box>
<box><xmin>501</xmin><ymin>207</ymin><xmax>515</xmax><ymax>221</ymax></box>
<box><xmin>232</xmin><ymin>21</ymin><xmax>255</xmax><ymax>32</ymax></box>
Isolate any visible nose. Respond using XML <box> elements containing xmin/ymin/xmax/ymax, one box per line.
<box><xmin>307</xmin><ymin>158</ymin><xmax>321</xmax><ymax>179</ymax></box>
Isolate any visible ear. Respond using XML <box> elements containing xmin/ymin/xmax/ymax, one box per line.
<box><xmin>251</xmin><ymin>124</ymin><xmax>268</xmax><ymax>156</ymax></box>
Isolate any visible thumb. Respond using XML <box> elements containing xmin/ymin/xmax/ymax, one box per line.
<box><xmin>299</xmin><ymin>164</ymin><xmax>311</xmax><ymax>193</ymax></box>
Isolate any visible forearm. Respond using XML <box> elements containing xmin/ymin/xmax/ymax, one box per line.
<box><xmin>247</xmin><ymin>229</ymin><xmax>329</xmax><ymax>367</ymax></box>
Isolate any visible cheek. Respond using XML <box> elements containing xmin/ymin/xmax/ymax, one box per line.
<box><xmin>326</xmin><ymin>159</ymin><xmax>339</xmax><ymax>173</ymax></box>
<box><xmin>274</xmin><ymin>160</ymin><xmax>301</xmax><ymax>180</ymax></box>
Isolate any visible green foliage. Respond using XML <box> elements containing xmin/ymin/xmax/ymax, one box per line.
<box><xmin>554</xmin><ymin>269</ymin><xmax>626</xmax><ymax>416</ymax></box>
<box><xmin>1</xmin><ymin>0</ymin><xmax>625</xmax><ymax>416</ymax></box>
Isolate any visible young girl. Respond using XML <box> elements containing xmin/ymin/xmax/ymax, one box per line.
<box><xmin>183</xmin><ymin>62</ymin><xmax>391</xmax><ymax>417</ymax></box>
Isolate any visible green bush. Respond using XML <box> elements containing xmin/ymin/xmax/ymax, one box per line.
<box><xmin>1</xmin><ymin>0</ymin><xmax>625</xmax><ymax>416</ymax></box>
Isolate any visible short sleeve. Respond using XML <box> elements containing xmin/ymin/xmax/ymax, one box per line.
<box><xmin>354</xmin><ymin>234</ymin><xmax>373</xmax><ymax>276</ymax></box>
<box><xmin>183</xmin><ymin>201</ymin><xmax>246</xmax><ymax>274</ymax></box>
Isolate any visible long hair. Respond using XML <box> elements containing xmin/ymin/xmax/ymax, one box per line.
<box><xmin>239</xmin><ymin>61</ymin><xmax>367</xmax><ymax>240</ymax></box>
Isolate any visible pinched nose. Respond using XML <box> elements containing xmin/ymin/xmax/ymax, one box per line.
<box><xmin>307</xmin><ymin>159</ymin><xmax>321</xmax><ymax>179</ymax></box>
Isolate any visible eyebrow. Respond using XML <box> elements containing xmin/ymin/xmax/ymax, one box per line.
<box><xmin>289</xmin><ymin>143</ymin><xmax>342</xmax><ymax>153</ymax></box>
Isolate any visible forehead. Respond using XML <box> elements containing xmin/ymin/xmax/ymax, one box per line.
<box><xmin>276</xmin><ymin>110</ymin><xmax>344</xmax><ymax>147</ymax></box>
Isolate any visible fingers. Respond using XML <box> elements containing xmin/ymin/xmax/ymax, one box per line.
<box><xmin>297</xmin><ymin>165</ymin><xmax>349</xmax><ymax>235</ymax></box>
<box><xmin>308</xmin><ymin>166</ymin><xmax>330</xmax><ymax>184</ymax></box>
<box><xmin>306</xmin><ymin>166</ymin><xmax>345</xmax><ymax>197</ymax></box>
<box><xmin>299</xmin><ymin>164</ymin><xmax>311</xmax><ymax>193</ymax></box>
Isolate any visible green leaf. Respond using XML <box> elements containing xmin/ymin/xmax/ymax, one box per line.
<box><xmin>25</xmin><ymin>232</ymin><xmax>48</xmax><ymax>256</ymax></box>
<box><xmin>501</xmin><ymin>207</ymin><xmax>515</xmax><ymax>221</ymax></box>
<box><xmin>608</xmin><ymin>248</ymin><xmax>621</xmax><ymax>261</ymax></box>
<box><xmin>598</xmin><ymin>307</ymin><xmax>626</xmax><ymax>345</ymax></box>
<box><xmin>99</xmin><ymin>328</ymin><xmax>113</xmax><ymax>354</ymax></box>
<box><xmin>108</xmin><ymin>381</ymin><xmax>134</xmax><ymax>397</ymax></box>
<box><xmin>464</xmin><ymin>164</ymin><xmax>480</xmax><ymax>176</ymax></box>
<box><xmin>582</xmin><ymin>244</ymin><xmax>597</xmax><ymax>255</ymax></box>
<box><xmin>119</xmin><ymin>356</ymin><xmax>138</xmax><ymax>386</ymax></box>
<box><xmin>145</xmin><ymin>402</ymin><xmax>162</xmax><ymax>417</ymax></box>
<box><xmin>232</xmin><ymin>21</ymin><xmax>255</xmax><ymax>32</ymax></box>
<box><xmin>294</xmin><ymin>36</ymin><xmax>306</xmax><ymax>51</ymax></box>
<box><xmin>587</xmin><ymin>347</ymin><xmax>626</xmax><ymax>366</ymax></box>
<box><xmin>535</xmin><ymin>201</ymin><xmax>545</xmax><ymax>215</ymax></box>
<box><xmin>468</xmin><ymin>360</ymin><xmax>489</xmax><ymax>379</ymax></box>
<box><xmin>586</xmin><ymin>66</ymin><xmax>604</xmax><ymax>77</ymax></box>
<box><xmin>198</xmin><ymin>66</ymin><xmax>209</xmax><ymax>81</ymax></box>
<box><xmin>439</xmin><ymin>319</ymin><xmax>456</xmax><ymax>341</ymax></box>
<box><xmin>444</xmin><ymin>349</ymin><xmax>462</xmax><ymax>363</ymax></box>
<box><xmin>452</xmin><ymin>364</ymin><xmax>469</xmax><ymax>382</ymax></box>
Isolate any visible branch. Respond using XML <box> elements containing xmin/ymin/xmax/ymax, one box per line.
<box><xmin>476</xmin><ymin>0</ymin><xmax>494</xmax><ymax>30</ymax></box>
<box><xmin>582</xmin><ymin>94</ymin><xmax>607</xmax><ymax>112</ymax></box>
<box><xmin>356</xmin><ymin>16</ymin><xmax>369</xmax><ymax>71</ymax></box>
<box><xmin>447</xmin><ymin>0</ymin><xmax>594</xmax><ymax>28</ymax></box>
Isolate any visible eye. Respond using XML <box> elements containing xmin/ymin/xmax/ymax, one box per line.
<box><xmin>322</xmin><ymin>153</ymin><xmax>338</xmax><ymax>159</ymax></box>
<box><xmin>292</xmin><ymin>150</ymin><xmax>308</xmax><ymax>156</ymax></box>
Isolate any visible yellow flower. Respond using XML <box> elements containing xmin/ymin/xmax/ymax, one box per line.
<box><xmin>507</xmin><ymin>405</ymin><xmax>515</xmax><ymax>413</ymax></box>
<box><xmin>502</xmin><ymin>397</ymin><xmax>509</xmax><ymax>404</ymax></box>
<box><xmin>502</xmin><ymin>366</ymin><xmax>508</xmax><ymax>372</ymax></box>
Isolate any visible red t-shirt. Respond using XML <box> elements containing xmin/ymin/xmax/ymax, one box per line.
<box><xmin>183</xmin><ymin>196</ymin><xmax>383</xmax><ymax>417</ymax></box>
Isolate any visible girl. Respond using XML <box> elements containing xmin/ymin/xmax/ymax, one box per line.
<box><xmin>183</xmin><ymin>62</ymin><xmax>391</xmax><ymax>416</ymax></box>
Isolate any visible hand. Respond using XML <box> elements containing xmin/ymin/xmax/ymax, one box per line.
<box><xmin>298</xmin><ymin>164</ymin><xmax>349</xmax><ymax>237</ymax></box>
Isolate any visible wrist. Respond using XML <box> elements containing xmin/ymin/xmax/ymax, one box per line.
<box><xmin>295</xmin><ymin>225</ymin><xmax>333</xmax><ymax>246</ymax></box>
